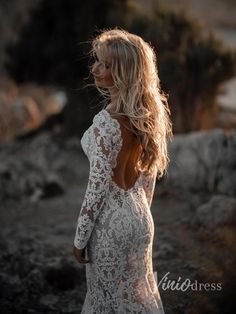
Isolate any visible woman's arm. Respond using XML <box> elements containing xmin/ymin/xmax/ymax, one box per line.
<box><xmin>73</xmin><ymin>122</ymin><xmax>113</xmax><ymax>253</ymax></box>
<box><xmin>143</xmin><ymin>165</ymin><xmax>158</xmax><ymax>208</ymax></box>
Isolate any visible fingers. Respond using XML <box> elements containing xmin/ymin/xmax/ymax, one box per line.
<box><xmin>73</xmin><ymin>246</ymin><xmax>90</xmax><ymax>264</ymax></box>
<box><xmin>78</xmin><ymin>258</ymin><xmax>90</xmax><ymax>264</ymax></box>
<box><xmin>75</xmin><ymin>255</ymin><xmax>90</xmax><ymax>264</ymax></box>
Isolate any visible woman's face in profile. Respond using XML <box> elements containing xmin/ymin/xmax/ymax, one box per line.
<box><xmin>91</xmin><ymin>51</ymin><xmax>114</xmax><ymax>88</ymax></box>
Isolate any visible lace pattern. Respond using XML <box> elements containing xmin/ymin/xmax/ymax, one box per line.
<box><xmin>74</xmin><ymin>109</ymin><xmax>165</xmax><ymax>313</ymax></box>
<box><xmin>74</xmin><ymin>110</ymin><xmax>122</xmax><ymax>249</ymax></box>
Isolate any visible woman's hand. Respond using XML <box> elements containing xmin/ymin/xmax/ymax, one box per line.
<box><xmin>73</xmin><ymin>246</ymin><xmax>90</xmax><ymax>264</ymax></box>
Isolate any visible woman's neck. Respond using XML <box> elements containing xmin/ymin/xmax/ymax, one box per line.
<box><xmin>106</xmin><ymin>102</ymin><xmax>117</xmax><ymax>112</ymax></box>
<box><xmin>107</xmin><ymin>86</ymin><xmax>119</xmax><ymax>111</ymax></box>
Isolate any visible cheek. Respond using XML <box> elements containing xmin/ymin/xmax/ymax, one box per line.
<box><xmin>104</xmin><ymin>72</ymin><xmax>114</xmax><ymax>85</ymax></box>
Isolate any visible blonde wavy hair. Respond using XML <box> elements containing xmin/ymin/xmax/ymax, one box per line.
<box><xmin>90</xmin><ymin>28</ymin><xmax>173</xmax><ymax>178</ymax></box>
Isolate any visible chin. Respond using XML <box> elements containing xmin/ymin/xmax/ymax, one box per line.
<box><xmin>95</xmin><ymin>81</ymin><xmax>106</xmax><ymax>88</ymax></box>
<box><xmin>94</xmin><ymin>78</ymin><xmax>101</xmax><ymax>84</ymax></box>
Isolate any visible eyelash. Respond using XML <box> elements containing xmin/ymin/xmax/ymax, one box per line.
<box><xmin>93</xmin><ymin>56</ymin><xmax>110</xmax><ymax>69</ymax></box>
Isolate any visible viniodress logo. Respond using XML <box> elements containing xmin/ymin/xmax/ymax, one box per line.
<box><xmin>154</xmin><ymin>271</ymin><xmax>222</xmax><ymax>291</ymax></box>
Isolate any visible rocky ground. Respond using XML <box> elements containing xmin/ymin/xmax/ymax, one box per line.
<box><xmin>0</xmin><ymin>128</ymin><xmax>236</xmax><ymax>314</ymax></box>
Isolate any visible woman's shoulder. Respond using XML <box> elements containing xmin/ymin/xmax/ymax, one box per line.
<box><xmin>92</xmin><ymin>109</ymin><xmax>117</xmax><ymax>128</ymax></box>
<box><xmin>104</xmin><ymin>109</ymin><xmax>132</xmax><ymax>131</ymax></box>
<box><xmin>91</xmin><ymin>109</ymin><xmax>122</xmax><ymax>141</ymax></box>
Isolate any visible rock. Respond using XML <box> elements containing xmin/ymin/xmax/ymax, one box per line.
<box><xmin>39</xmin><ymin>294</ymin><xmax>59</xmax><ymax>309</ymax></box>
<box><xmin>24</xmin><ymin>268</ymin><xmax>45</xmax><ymax>295</ymax></box>
<box><xmin>43</xmin><ymin>258</ymin><xmax>83</xmax><ymax>291</ymax></box>
<box><xmin>41</xmin><ymin>173</ymin><xmax>65</xmax><ymax>199</ymax></box>
<box><xmin>196</xmin><ymin>194</ymin><xmax>236</xmax><ymax>229</ymax></box>
<box><xmin>0</xmin><ymin>162</ymin><xmax>11</xmax><ymax>179</ymax></box>
<box><xmin>217</xmin><ymin>77</ymin><xmax>236</xmax><ymax>112</ymax></box>
<box><xmin>0</xmin><ymin>75</ymin><xmax>18</xmax><ymax>100</ymax></box>
<box><xmin>0</xmin><ymin>140</ymin><xmax>65</xmax><ymax>202</ymax></box>
<box><xmin>154</xmin><ymin>242</ymin><xmax>175</xmax><ymax>259</ymax></box>
<box><xmin>0</xmin><ymin>96</ymin><xmax>42</xmax><ymax>140</ymax></box>
<box><xmin>0</xmin><ymin>236</ymin><xmax>86</xmax><ymax>313</ymax></box>
<box><xmin>19</xmin><ymin>84</ymin><xmax>66</xmax><ymax>117</ymax></box>
<box><xmin>25</xmin><ymin>171</ymin><xmax>65</xmax><ymax>200</ymax></box>
<box><xmin>0</xmin><ymin>272</ymin><xmax>24</xmax><ymax>306</ymax></box>
<box><xmin>0</xmin><ymin>160</ymin><xmax>25</xmax><ymax>201</ymax></box>
<box><xmin>0</xmin><ymin>75</ymin><xmax>66</xmax><ymax>141</ymax></box>
<box><xmin>164</xmin><ymin>128</ymin><xmax>236</xmax><ymax>197</ymax></box>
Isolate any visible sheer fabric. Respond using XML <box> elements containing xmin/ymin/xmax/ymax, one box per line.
<box><xmin>74</xmin><ymin>109</ymin><xmax>165</xmax><ymax>313</ymax></box>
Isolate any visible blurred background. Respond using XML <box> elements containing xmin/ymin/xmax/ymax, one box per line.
<box><xmin>0</xmin><ymin>0</ymin><xmax>236</xmax><ymax>313</ymax></box>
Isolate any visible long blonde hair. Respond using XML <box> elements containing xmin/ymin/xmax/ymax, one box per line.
<box><xmin>91</xmin><ymin>28</ymin><xmax>173</xmax><ymax>178</ymax></box>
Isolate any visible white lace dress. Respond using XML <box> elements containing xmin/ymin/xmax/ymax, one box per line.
<box><xmin>74</xmin><ymin>109</ymin><xmax>165</xmax><ymax>314</ymax></box>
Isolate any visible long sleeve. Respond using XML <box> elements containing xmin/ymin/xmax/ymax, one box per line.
<box><xmin>143</xmin><ymin>165</ymin><xmax>158</xmax><ymax>208</ymax></box>
<box><xmin>74</xmin><ymin>122</ymin><xmax>114</xmax><ymax>250</ymax></box>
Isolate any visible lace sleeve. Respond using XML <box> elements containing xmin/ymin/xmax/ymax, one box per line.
<box><xmin>73</xmin><ymin>123</ymin><xmax>113</xmax><ymax>250</ymax></box>
<box><xmin>143</xmin><ymin>165</ymin><xmax>158</xmax><ymax>208</ymax></box>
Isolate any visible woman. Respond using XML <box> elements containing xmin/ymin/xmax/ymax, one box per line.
<box><xmin>73</xmin><ymin>29</ymin><xmax>173</xmax><ymax>313</ymax></box>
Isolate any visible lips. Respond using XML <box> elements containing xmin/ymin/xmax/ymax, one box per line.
<box><xmin>93</xmin><ymin>76</ymin><xmax>102</xmax><ymax>81</ymax></box>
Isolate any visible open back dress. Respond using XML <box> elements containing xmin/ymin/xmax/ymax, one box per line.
<box><xmin>74</xmin><ymin>109</ymin><xmax>165</xmax><ymax>314</ymax></box>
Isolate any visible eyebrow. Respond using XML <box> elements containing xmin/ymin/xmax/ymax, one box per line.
<box><xmin>94</xmin><ymin>51</ymin><xmax>110</xmax><ymax>62</ymax></box>
<box><xmin>94</xmin><ymin>55</ymin><xmax>111</xmax><ymax>66</ymax></box>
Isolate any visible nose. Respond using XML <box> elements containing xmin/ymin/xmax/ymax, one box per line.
<box><xmin>91</xmin><ymin>62</ymin><xmax>100</xmax><ymax>75</ymax></box>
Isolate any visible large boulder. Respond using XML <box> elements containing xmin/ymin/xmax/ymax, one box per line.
<box><xmin>164</xmin><ymin>128</ymin><xmax>236</xmax><ymax>197</ymax></box>
<box><xmin>196</xmin><ymin>194</ymin><xmax>236</xmax><ymax>229</ymax></box>
<box><xmin>0</xmin><ymin>76</ymin><xmax>66</xmax><ymax>140</ymax></box>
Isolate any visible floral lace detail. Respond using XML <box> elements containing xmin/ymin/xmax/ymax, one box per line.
<box><xmin>74</xmin><ymin>109</ymin><xmax>165</xmax><ymax>313</ymax></box>
<box><xmin>141</xmin><ymin>165</ymin><xmax>158</xmax><ymax>207</ymax></box>
<box><xmin>74</xmin><ymin>110</ymin><xmax>122</xmax><ymax>249</ymax></box>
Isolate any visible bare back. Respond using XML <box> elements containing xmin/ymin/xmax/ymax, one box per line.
<box><xmin>107</xmin><ymin>110</ymin><xmax>143</xmax><ymax>191</ymax></box>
